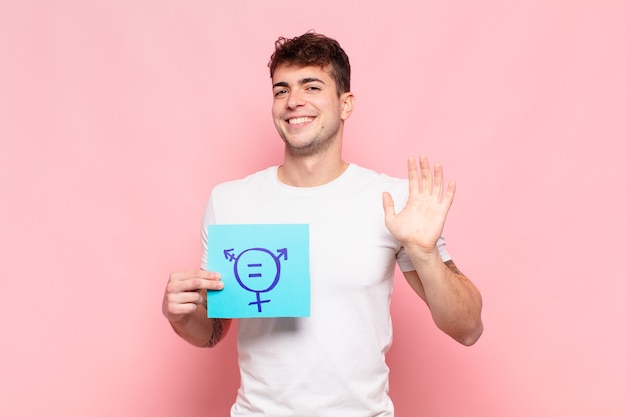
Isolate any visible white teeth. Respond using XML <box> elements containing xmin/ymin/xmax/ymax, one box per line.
<box><xmin>288</xmin><ymin>117</ymin><xmax>313</xmax><ymax>125</ymax></box>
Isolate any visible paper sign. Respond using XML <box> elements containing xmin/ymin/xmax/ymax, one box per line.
<box><xmin>205</xmin><ymin>224</ymin><xmax>310</xmax><ymax>318</ymax></box>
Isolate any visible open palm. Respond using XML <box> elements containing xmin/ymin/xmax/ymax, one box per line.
<box><xmin>383</xmin><ymin>155</ymin><xmax>455</xmax><ymax>254</ymax></box>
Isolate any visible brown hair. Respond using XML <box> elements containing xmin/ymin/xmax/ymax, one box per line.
<box><xmin>268</xmin><ymin>32</ymin><xmax>351</xmax><ymax>96</ymax></box>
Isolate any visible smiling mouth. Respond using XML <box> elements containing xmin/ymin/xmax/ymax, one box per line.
<box><xmin>288</xmin><ymin>116</ymin><xmax>314</xmax><ymax>125</ymax></box>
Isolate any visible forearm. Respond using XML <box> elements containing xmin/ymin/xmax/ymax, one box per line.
<box><xmin>406</xmin><ymin>247</ymin><xmax>483</xmax><ymax>345</ymax></box>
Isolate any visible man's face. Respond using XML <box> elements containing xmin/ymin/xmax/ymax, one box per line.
<box><xmin>271</xmin><ymin>64</ymin><xmax>353</xmax><ymax>157</ymax></box>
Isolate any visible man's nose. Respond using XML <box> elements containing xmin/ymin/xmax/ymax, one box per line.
<box><xmin>287</xmin><ymin>90</ymin><xmax>304</xmax><ymax>109</ymax></box>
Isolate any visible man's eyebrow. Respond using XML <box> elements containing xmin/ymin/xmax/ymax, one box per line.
<box><xmin>301</xmin><ymin>77</ymin><xmax>325</xmax><ymax>85</ymax></box>
<box><xmin>272</xmin><ymin>78</ymin><xmax>326</xmax><ymax>89</ymax></box>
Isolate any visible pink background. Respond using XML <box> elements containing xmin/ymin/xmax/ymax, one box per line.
<box><xmin>2</xmin><ymin>1</ymin><xmax>624</xmax><ymax>416</ymax></box>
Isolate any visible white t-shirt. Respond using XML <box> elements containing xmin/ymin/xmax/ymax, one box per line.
<box><xmin>201</xmin><ymin>164</ymin><xmax>450</xmax><ymax>417</ymax></box>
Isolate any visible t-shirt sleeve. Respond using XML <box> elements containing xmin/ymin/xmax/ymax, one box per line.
<box><xmin>396</xmin><ymin>236</ymin><xmax>452</xmax><ymax>272</ymax></box>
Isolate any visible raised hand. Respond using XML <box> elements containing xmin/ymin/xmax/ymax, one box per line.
<box><xmin>382</xmin><ymin>155</ymin><xmax>455</xmax><ymax>255</ymax></box>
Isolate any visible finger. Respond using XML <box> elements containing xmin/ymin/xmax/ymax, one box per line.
<box><xmin>169</xmin><ymin>269</ymin><xmax>221</xmax><ymax>282</ymax></box>
<box><xmin>432</xmin><ymin>163</ymin><xmax>444</xmax><ymax>200</ymax></box>
<box><xmin>443</xmin><ymin>179</ymin><xmax>456</xmax><ymax>209</ymax></box>
<box><xmin>406</xmin><ymin>156</ymin><xmax>420</xmax><ymax>195</ymax></box>
<box><xmin>382</xmin><ymin>191</ymin><xmax>396</xmax><ymax>219</ymax></box>
<box><xmin>166</xmin><ymin>274</ymin><xmax>224</xmax><ymax>295</ymax></box>
<box><xmin>419</xmin><ymin>154</ymin><xmax>432</xmax><ymax>193</ymax></box>
<box><xmin>168</xmin><ymin>290</ymin><xmax>206</xmax><ymax>306</ymax></box>
<box><xmin>165</xmin><ymin>290</ymin><xmax>210</xmax><ymax>318</ymax></box>
<box><xmin>166</xmin><ymin>300</ymin><xmax>199</xmax><ymax>317</ymax></box>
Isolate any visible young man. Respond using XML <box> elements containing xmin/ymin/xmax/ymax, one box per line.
<box><xmin>163</xmin><ymin>32</ymin><xmax>483</xmax><ymax>416</ymax></box>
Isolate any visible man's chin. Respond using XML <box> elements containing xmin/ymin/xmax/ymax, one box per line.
<box><xmin>283</xmin><ymin>138</ymin><xmax>333</xmax><ymax>157</ymax></box>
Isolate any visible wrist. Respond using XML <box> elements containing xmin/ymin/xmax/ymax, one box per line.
<box><xmin>405</xmin><ymin>242</ymin><xmax>439</xmax><ymax>259</ymax></box>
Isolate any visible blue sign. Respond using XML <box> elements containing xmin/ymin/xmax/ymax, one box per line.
<box><xmin>205</xmin><ymin>224</ymin><xmax>310</xmax><ymax>318</ymax></box>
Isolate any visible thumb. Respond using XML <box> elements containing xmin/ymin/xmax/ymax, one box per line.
<box><xmin>382</xmin><ymin>192</ymin><xmax>396</xmax><ymax>219</ymax></box>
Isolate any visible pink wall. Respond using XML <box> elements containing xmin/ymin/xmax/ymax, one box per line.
<box><xmin>2</xmin><ymin>1</ymin><xmax>624</xmax><ymax>416</ymax></box>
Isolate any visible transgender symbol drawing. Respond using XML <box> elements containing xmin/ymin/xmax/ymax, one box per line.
<box><xmin>223</xmin><ymin>247</ymin><xmax>288</xmax><ymax>313</ymax></box>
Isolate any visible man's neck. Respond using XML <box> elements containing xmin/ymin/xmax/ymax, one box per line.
<box><xmin>278</xmin><ymin>155</ymin><xmax>349</xmax><ymax>187</ymax></box>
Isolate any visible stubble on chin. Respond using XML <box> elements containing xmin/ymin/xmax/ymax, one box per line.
<box><xmin>283</xmin><ymin>136</ymin><xmax>334</xmax><ymax>157</ymax></box>
<box><xmin>279</xmin><ymin>123</ymin><xmax>340</xmax><ymax>157</ymax></box>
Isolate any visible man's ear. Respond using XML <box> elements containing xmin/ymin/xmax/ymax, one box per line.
<box><xmin>340</xmin><ymin>92</ymin><xmax>355</xmax><ymax>120</ymax></box>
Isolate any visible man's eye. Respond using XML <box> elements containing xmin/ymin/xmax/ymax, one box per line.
<box><xmin>274</xmin><ymin>89</ymin><xmax>287</xmax><ymax>97</ymax></box>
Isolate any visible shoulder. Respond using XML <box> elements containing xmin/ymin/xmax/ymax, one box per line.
<box><xmin>212</xmin><ymin>166</ymin><xmax>278</xmax><ymax>195</ymax></box>
<box><xmin>348</xmin><ymin>164</ymin><xmax>408</xmax><ymax>196</ymax></box>
<box><xmin>350</xmin><ymin>164</ymin><xmax>404</xmax><ymax>183</ymax></box>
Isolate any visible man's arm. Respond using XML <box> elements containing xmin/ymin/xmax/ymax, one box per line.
<box><xmin>162</xmin><ymin>269</ymin><xmax>232</xmax><ymax>347</ymax></box>
<box><xmin>383</xmin><ymin>155</ymin><xmax>483</xmax><ymax>345</ymax></box>
<box><xmin>403</xmin><ymin>260</ymin><xmax>483</xmax><ymax>346</ymax></box>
